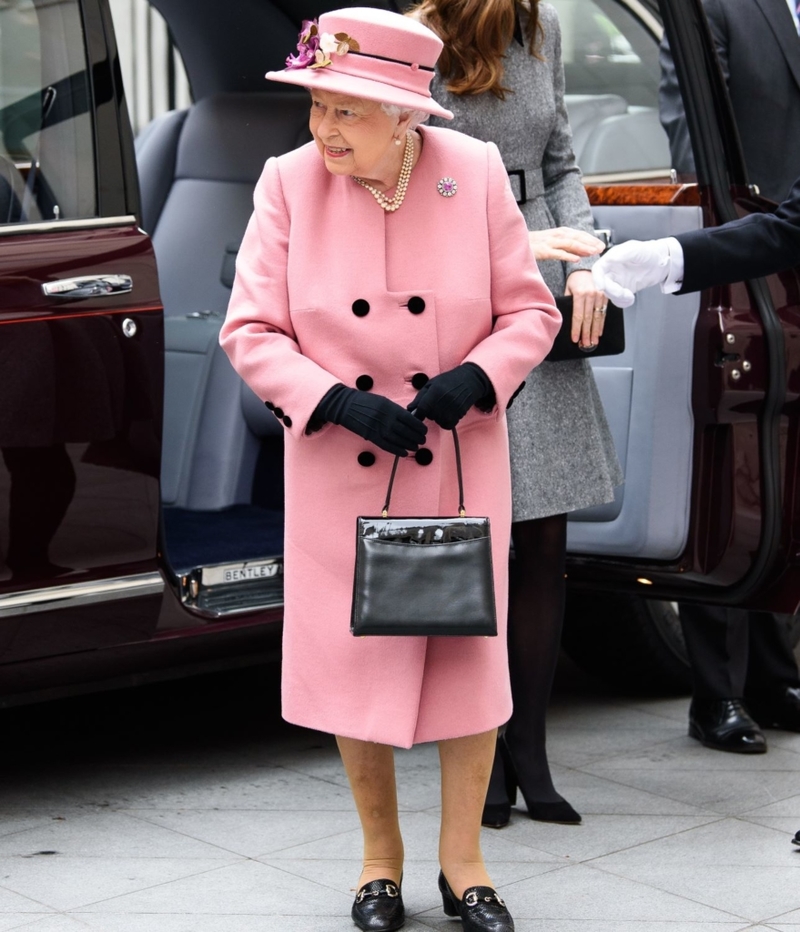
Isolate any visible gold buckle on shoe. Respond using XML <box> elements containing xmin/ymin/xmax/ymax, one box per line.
<box><xmin>465</xmin><ymin>890</ymin><xmax>506</xmax><ymax>908</ymax></box>
<box><xmin>357</xmin><ymin>883</ymin><xmax>399</xmax><ymax>903</ymax></box>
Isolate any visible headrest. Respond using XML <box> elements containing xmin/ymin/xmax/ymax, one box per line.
<box><xmin>175</xmin><ymin>92</ymin><xmax>312</xmax><ymax>183</ymax></box>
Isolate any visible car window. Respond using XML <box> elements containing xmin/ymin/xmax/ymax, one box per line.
<box><xmin>109</xmin><ymin>0</ymin><xmax>192</xmax><ymax>136</ymax></box>
<box><xmin>551</xmin><ymin>0</ymin><xmax>674</xmax><ymax>182</ymax></box>
<box><xmin>0</xmin><ymin>0</ymin><xmax>96</xmax><ymax>225</ymax></box>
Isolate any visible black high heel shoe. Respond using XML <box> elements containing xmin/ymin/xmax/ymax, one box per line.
<box><xmin>482</xmin><ymin>741</ymin><xmax>518</xmax><ymax>828</ymax></box>
<box><xmin>351</xmin><ymin>878</ymin><xmax>404</xmax><ymax>931</ymax></box>
<box><xmin>502</xmin><ymin>737</ymin><xmax>581</xmax><ymax>825</ymax></box>
<box><xmin>438</xmin><ymin>871</ymin><xmax>515</xmax><ymax>932</ymax></box>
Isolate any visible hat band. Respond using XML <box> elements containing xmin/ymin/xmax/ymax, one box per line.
<box><xmin>348</xmin><ymin>49</ymin><xmax>435</xmax><ymax>73</ymax></box>
<box><xmin>324</xmin><ymin>49</ymin><xmax>435</xmax><ymax>98</ymax></box>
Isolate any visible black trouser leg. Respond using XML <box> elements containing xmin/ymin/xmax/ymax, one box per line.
<box><xmin>678</xmin><ymin>603</ymin><xmax>749</xmax><ymax>699</ymax></box>
<box><xmin>744</xmin><ymin>612</ymin><xmax>800</xmax><ymax>696</ymax></box>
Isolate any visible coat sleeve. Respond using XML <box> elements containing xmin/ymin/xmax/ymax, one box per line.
<box><xmin>219</xmin><ymin>157</ymin><xmax>341</xmax><ymax>439</ymax></box>
<box><xmin>676</xmin><ymin>176</ymin><xmax>800</xmax><ymax>292</ymax></box>
<box><xmin>463</xmin><ymin>142</ymin><xmax>562</xmax><ymax>414</ymax></box>
<box><xmin>539</xmin><ymin>9</ymin><xmax>598</xmax><ymax>276</ymax></box>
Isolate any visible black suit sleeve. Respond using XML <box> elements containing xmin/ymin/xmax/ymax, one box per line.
<box><xmin>676</xmin><ymin>177</ymin><xmax>800</xmax><ymax>294</ymax></box>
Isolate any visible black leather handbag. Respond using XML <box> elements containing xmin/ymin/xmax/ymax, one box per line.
<box><xmin>351</xmin><ymin>428</ymin><xmax>497</xmax><ymax>637</ymax></box>
<box><xmin>545</xmin><ymin>295</ymin><xmax>625</xmax><ymax>362</ymax></box>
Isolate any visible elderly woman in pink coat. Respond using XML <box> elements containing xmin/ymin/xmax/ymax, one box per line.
<box><xmin>220</xmin><ymin>8</ymin><xmax>559</xmax><ymax>932</ymax></box>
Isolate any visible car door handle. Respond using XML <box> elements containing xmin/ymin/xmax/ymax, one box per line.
<box><xmin>593</xmin><ymin>229</ymin><xmax>613</xmax><ymax>250</ymax></box>
<box><xmin>42</xmin><ymin>274</ymin><xmax>133</xmax><ymax>298</ymax></box>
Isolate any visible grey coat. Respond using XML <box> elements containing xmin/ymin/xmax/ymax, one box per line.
<box><xmin>428</xmin><ymin>3</ymin><xmax>622</xmax><ymax>521</ymax></box>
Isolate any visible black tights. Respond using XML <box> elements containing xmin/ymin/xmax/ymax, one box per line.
<box><xmin>493</xmin><ymin>512</ymin><xmax>568</xmax><ymax>804</ymax></box>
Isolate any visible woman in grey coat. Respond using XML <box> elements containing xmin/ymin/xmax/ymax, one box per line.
<box><xmin>414</xmin><ymin>0</ymin><xmax>623</xmax><ymax>826</ymax></box>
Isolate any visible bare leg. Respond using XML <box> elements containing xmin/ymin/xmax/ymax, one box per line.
<box><xmin>439</xmin><ymin>728</ymin><xmax>497</xmax><ymax>898</ymax></box>
<box><xmin>336</xmin><ymin>735</ymin><xmax>404</xmax><ymax>888</ymax></box>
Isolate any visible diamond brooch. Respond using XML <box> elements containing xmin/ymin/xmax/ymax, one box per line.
<box><xmin>437</xmin><ymin>177</ymin><xmax>457</xmax><ymax>197</ymax></box>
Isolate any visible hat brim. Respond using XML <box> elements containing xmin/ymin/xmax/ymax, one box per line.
<box><xmin>265</xmin><ymin>67</ymin><xmax>454</xmax><ymax>121</ymax></box>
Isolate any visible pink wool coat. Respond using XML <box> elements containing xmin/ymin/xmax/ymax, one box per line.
<box><xmin>220</xmin><ymin>125</ymin><xmax>560</xmax><ymax>748</ymax></box>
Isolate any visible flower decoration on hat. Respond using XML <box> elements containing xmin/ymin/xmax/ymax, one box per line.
<box><xmin>285</xmin><ymin>19</ymin><xmax>360</xmax><ymax>70</ymax></box>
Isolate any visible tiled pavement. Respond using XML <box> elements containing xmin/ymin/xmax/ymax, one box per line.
<box><xmin>0</xmin><ymin>657</ymin><xmax>799</xmax><ymax>932</ymax></box>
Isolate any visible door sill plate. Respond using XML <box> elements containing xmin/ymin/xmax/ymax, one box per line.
<box><xmin>179</xmin><ymin>557</ymin><xmax>283</xmax><ymax>617</ymax></box>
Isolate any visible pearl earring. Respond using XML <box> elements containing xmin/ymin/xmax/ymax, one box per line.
<box><xmin>394</xmin><ymin>137</ymin><xmax>402</xmax><ymax>146</ymax></box>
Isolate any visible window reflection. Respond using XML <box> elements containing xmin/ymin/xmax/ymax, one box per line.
<box><xmin>552</xmin><ymin>0</ymin><xmax>678</xmax><ymax>182</ymax></box>
<box><xmin>0</xmin><ymin>0</ymin><xmax>96</xmax><ymax>224</ymax></box>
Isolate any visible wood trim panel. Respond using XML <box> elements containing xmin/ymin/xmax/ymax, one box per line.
<box><xmin>586</xmin><ymin>184</ymin><xmax>701</xmax><ymax>206</ymax></box>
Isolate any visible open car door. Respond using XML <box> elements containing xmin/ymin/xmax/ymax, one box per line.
<box><xmin>552</xmin><ymin>0</ymin><xmax>800</xmax><ymax>616</ymax></box>
<box><xmin>0</xmin><ymin>0</ymin><xmax>164</xmax><ymax>671</ymax></box>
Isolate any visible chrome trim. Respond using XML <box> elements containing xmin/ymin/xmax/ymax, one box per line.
<box><xmin>201</xmin><ymin>557</ymin><xmax>282</xmax><ymax>587</ymax></box>
<box><xmin>42</xmin><ymin>274</ymin><xmax>133</xmax><ymax>299</ymax></box>
<box><xmin>0</xmin><ymin>572</ymin><xmax>164</xmax><ymax>618</ymax></box>
<box><xmin>0</xmin><ymin>215</ymin><xmax>137</xmax><ymax>237</ymax></box>
<box><xmin>178</xmin><ymin>595</ymin><xmax>285</xmax><ymax>620</ymax></box>
<box><xmin>593</xmin><ymin>228</ymin><xmax>612</xmax><ymax>249</ymax></box>
<box><xmin>582</xmin><ymin>168</ymin><xmax>673</xmax><ymax>185</ymax></box>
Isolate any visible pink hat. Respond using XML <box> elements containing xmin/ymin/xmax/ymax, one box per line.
<box><xmin>265</xmin><ymin>7</ymin><xmax>453</xmax><ymax>121</ymax></box>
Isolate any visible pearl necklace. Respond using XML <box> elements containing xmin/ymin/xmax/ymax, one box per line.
<box><xmin>353</xmin><ymin>132</ymin><xmax>415</xmax><ymax>212</ymax></box>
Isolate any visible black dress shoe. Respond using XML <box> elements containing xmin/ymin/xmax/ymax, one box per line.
<box><xmin>481</xmin><ymin>799</ymin><xmax>512</xmax><ymax>829</ymax></box>
<box><xmin>792</xmin><ymin>830</ymin><xmax>800</xmax><ymax>847</ymax></box>
<box><xmin>351</xmin><ymin>879</ymin><xmax>404</xmax><ymax>932</ymax></box>
<box><xmin>522</xmin><ymin>798</ymin><xmax>582</xmax><ymax>823</ymax></box>
<box><xmin>501</xmin><ymin>739</ymin><xmax>582</xmax><ymax>825</ymax></box>
<box><xmin>688</xmin><ymin>698</ymin><xmax>767</xmax><ymax>753</ymax></box>
<box><xmin>438</xmin><ymin>871</ymin><xmax>514</xmax><ymax>932</ymax></box>
<box><xmin>482</xmin><ymin>741</ymin><xmax>518</xmax><ymax>829</ymax></box>
<box><xmin>748</xmin><ymin>686</ymin><xmax>800</xmax><ymax>732</ymax></box>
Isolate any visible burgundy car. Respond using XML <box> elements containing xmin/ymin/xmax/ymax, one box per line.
<box><xmin>0</xmin><ymin>0</ymin><xmax>797</xmax><ymax>704</ymax></box>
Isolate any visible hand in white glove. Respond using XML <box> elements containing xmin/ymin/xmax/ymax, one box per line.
<box><xmin>591</xmin><ymin>238</ymin><xmax>673</xmax><ymax>308</ymax></box>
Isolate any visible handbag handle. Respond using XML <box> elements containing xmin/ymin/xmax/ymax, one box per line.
<box><xmin>382</xmin><ymin>427</ymin><xmax>466</xmax><ymax>518</ymax></box>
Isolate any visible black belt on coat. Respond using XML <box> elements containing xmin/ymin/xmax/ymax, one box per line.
<box><xmin>506</xmin><ymin>167</ymin><xmax>545</xmax><ymax>205</ymax></box>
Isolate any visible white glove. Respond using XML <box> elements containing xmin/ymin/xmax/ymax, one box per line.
<box><xmin>591</xmin><ymin>238</ymin><xmax>675</xmax><ymax>308</ymax></box>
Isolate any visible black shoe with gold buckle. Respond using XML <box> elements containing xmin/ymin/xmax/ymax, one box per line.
<box><xmin>438</xmin><ymin>871</ymin><xmax>514</xmax><ymax>931</ymax></box>
<box><xmin>351</xmin><ymin>878</ymin><xmax>404</xmax><ymax>931</ymax></box>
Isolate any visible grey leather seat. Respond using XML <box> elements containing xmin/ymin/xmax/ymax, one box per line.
<box><xmin>136</xmin><ymin>91</ymin><xmax>312</xmax><ymax>316</ymax></box>
<box><xmin>578</xmin><ymin>107</ymin><xmax>671</xmax><ymax>176</ymax></box>
<box><xmin>564</xmin><ymin>94</ymin><xmax>628</xmax><ymax>167</ymax></box>
<box><xmin>135</xmin><ymin>91</ymin><xmax>312</xmax><ymax>515</ymax></box>
<box><xmin>564</xmin><ymin>94</ymin><xmax>671</xmax><ymax>176</ymax></box>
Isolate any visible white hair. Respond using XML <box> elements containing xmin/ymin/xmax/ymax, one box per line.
<box><xmin>380</xmin><ymin>102</ymin><xmax>429</xmax><ymax>129</ymax></box>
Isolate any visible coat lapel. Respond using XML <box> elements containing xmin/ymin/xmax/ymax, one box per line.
<box><xmin>754</xmin><ymin>0</ymin><xmax>800</xmax><ymax>93</ymax></box>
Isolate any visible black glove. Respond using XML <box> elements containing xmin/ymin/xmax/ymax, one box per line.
<box><xmin>407</xmin><ymin>363</ymin><xmax>493</xmax><ymax>430</ymax></box>
<box><xmin>314</xmin><ymin>384</ymin><xmax>427</xmax><ymax>456</ymax></box>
